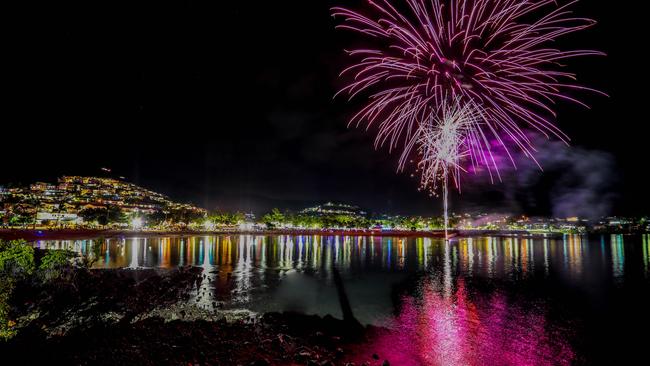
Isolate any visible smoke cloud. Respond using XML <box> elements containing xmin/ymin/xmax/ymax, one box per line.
<box><xmin>457</xmin><ymin>133</ymin><xmax>619</xmax><ymax>219</ymax></box>
<box><xmin>506</xmin><ymin>138</ymin><xmax>618</xmax><ymax>219</ymax></box>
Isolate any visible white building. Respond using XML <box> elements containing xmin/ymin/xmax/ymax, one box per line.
<box><xmin>36</xmin><ymin>212</ymin><xmax>83</xmax><ymax>225</ymax></box>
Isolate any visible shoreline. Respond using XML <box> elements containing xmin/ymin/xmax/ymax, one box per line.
<box><xmin>1</xmin><ymin>265</ymin><xmax>371</xmax><ymax>365</ymax></box>
<box><xmin>0</xmin><ymin>227</ymin><xmax>565</xmax><ymax>241</ymax></box>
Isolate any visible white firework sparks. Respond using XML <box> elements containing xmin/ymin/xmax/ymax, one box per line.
<box><xmin>414</xmin><ymin>99</ymin><xmax>486</xmax><ymax>237</ymax></box>
<box><xmin>416</xmin><ymin>100</ymin><xmax>485</xmax><ymax>195</ymax></box>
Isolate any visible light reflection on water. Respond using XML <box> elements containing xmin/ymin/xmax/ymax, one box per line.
<box><xmin>33</xmin><ymin>234</ymin><xmax>649</xmax><ymax>308</ymax></box>
<box><xmin>360</xmin><ymin>278</ymin><xmax>575</xmax><ymax>366</ymax></box>
<box><xmin>34</xmin><ymin>235</ymin><xmax>643</xmax><ymax>276</ymax></box>
<box><xmin>34</xmin><ymin>234</ymin><xmax>650</xmax><ymax>365</ymax></box>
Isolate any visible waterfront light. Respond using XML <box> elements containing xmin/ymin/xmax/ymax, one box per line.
<box><xmin>239</xmin><ymin>222</ymin><xmax>253</xmax><ymax>231</ymax></box>
<box><xmin>203</xmin><ymin>220</ymin><xmax>215</xmax><ymax>231</ymax></box>
<box><xmin>131</xmin><ymin>217</ymin><xmax>144</xmax><ymax>230</ymax></box>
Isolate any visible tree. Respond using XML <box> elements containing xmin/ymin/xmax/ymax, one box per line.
<box><xmin>9</xmin><ymin>214</ymin><xmax>32</xmax><ymax>228</ymax></box>
<box><xmin>106</xmin><ymin>205</ymin><xmax>127</xmax><ymax>225</ymax></box>
<box><xmin>78</xmin><ymin>207</ymin><xmax>105</xmax><ymax>226</ymax></box>
<box><xmin>0</xmin><ymin>240</ymin><xmax>35</xmax><ymax>340</ymax></box>
<box><xmin>168</xmin><ymin>208</ymin><xmax>204</xmax><ymax>225</ymax></box>
<box><xmin>145</xmin><ymin>211</ymin><xmax>167</xmax><ymax>227</ymax></box>
<box><xmin>208</xmin><ymin>211</ymin><xmax>245</xmax><ymax>226</ymax></box>
<box><xmin>77</xmin><ymin>206</ymin><xmax>125</xmax><ymax>227</ymax></box>
<box><xmin>262</xmin><ymin>208</ymin><xmax>285</xmax><ymax>228</ymax></box>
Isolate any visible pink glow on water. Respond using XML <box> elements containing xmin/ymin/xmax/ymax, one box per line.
<box><xmin>353</xmin><ymin>279</ymin><xmax>575</xmax><ymax>366</ymax></box>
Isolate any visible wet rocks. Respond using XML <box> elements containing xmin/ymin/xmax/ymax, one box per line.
<box><xmin>249</xmin><ymin>359</ymin><xmax>269</xmax><ymax>366</ymax></box>
<box><xmin>2</xmin><ymin>267</ymin><xmax>371</xmax><ymax>365</ymax></box>
<box><xmin>294</xmin><ymin>349</ymin><xmax>313</xmax><ymax>363</ymax></box>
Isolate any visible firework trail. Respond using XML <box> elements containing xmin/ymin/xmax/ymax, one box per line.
<box><xmin>332</xmin><ymin>0</ymin><xmax>603</xmax><ymax>234</ymax></box>
<box><xmin>415</xmin><ymin>98</ymin><xmax>484</xmax><ymax>236</ymax></box>
<box><xmin>415</xmin><ymin>98</ymin><xmax>484</xmax><ymax>194</ymax></box>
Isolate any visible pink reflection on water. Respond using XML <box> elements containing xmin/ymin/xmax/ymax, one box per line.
<box><xmin>355</xmin><ymin>279</ymin><xmax>574</xmax><ymax>366</ymax></box>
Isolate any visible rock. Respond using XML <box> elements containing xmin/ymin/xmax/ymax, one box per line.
<box><xmin>294</xmin><ymin>351</ymin><xmax>312</xmax><ymax>362</ymax></box>
<box><xmin>249</xmin><ymin>360</ymin><xmax>269</xmax><ymax>366</ymax></box>
<box><xmin>382</xmin><ymin>360</ymin><xmax>390</xmax><ymax>366</ymax></box>
<box><xmin>372</xmin><ymin>353</ymin><xmax>380</xmax><ymax>360</ymax></box>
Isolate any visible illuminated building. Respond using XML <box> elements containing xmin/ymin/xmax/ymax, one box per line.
<box><xmin>1</xmin><ymin>176</ymin><xmax>205</xmax><ymax>226</ymax></box>
<box><xmin>300</xmin><ymin>202</ymin><xmax>367</xmax><ymax>217</ymax></box>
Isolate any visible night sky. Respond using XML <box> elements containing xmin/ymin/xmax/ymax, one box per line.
<box><xmin>3</xmin><ymin>1</ymin><xmax>648</xmax><ymax>216</ymax></box>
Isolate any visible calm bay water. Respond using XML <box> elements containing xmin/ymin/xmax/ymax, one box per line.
<box><xmin>35</xmin><ymin>234</ymin><xmax>650</xmax><ymax>365</ymax></box>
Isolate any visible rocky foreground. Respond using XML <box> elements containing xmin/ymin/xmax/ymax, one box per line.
<box><xmin>2</xmin><ymin>267</ymin><xmax>394</xmax><ymax>366</ymax></box>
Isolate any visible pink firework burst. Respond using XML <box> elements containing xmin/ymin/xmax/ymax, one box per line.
<box><xmin>332</xmin><ymin>0</ymin><xmax>605</xmax><ymax>188</ymax></box>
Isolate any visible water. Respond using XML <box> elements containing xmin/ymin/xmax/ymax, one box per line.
<box><xmin>35</xmin><ymin>234</ymin><xmax>650</xmax><ymax>365</ymax></box>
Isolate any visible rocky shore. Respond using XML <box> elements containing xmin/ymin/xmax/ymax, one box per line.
<box><xmin>1</xmin><ymin>266</ymin><xmax>394</xmax><ymax>366</ymax></box>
